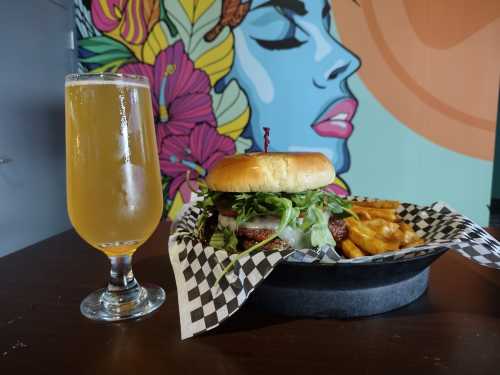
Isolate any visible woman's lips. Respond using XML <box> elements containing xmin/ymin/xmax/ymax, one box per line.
<box><xmin>312</xmin><ymin>98</ymin><xmax>358</xmax><ymax>139</ymax></box>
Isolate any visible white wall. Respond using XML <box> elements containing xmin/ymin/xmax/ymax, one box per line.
<box><xmin>0</xmin><ymin>0</ymin><xmax>74</xmax><ymax>256</ymax></box>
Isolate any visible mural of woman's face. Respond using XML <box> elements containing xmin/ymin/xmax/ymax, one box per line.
<box><xmin>225</xmin><ymin>0</ymin><xmax>360</xmax><ymax>175</ymax></box>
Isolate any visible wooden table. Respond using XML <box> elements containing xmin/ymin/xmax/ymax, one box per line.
<box><xmin>1</xmin><ymin>223</ymin><xmax>500</xmax><ymax>374</ymax></box>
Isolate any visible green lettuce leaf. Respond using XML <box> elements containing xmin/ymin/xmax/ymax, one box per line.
<box><xmin>196</xmin><ymin>188</ymin><xmax>352</xmax><ymax>244</ymax></box>
<box><xmin>194</xmin><ymin>186</ymin><xmax>354</xmax><ymax>286</ymax></box>
<box><xmin>209</xmin><ymin>227</ymin><xmax>238</xmax><ymax>254</ymax></box>
<box><xmin>308</xmin><ymin>206</ymin><xmax>335</xmax><ymax>247</ymax></box>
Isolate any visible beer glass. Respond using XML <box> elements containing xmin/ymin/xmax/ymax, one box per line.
<box><xmin>65</xmin><ymin>73</ymin><xmax>165</xmax><ymax>321</ymax></box>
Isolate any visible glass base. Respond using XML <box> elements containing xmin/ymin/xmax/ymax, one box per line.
<box><xmin>80</xmin><ymin>283</ymin><xmax>165</xmax><ymax>322</ymax></box>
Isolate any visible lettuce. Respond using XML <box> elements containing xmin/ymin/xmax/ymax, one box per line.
<box><xmin>194</xmin><ymin>188</ymin><xmax>354</xmax><ymax>285</ymax></box>
<box><xmin>215</xmin><ymin>194</ymin><xmax>300</xmax><ymax>284</ymax></box>
<box><xmin>209</xmin><ymin>227</ymin><xmax>239</xmax><ymax>254</ymax></box>
<box><xmin>196</xmin><ymin>188</ymin><xmax>352</xmax><ymax>245</ymax></box>
<box><xmin>307</xmin><ymin>206</ymin><xmax>335</xmax><ymax>247</ymax></box>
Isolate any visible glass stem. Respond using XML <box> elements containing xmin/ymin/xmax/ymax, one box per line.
<box><xmin>108</xmin><ymin>255</ymin><xmax>137</xmax><ymax>292</ymax></box>
<box><xmin>102</xmin><ymin>254</ymin><xmax>142</xmax><ymax>308</ymax></box>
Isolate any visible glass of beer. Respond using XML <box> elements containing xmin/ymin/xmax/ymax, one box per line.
<box><xmin>65</xmin><ymin>73</ymin><xmax>165</xmax><ymax>321</ymax></box>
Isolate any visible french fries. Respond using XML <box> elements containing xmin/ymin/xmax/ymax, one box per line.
<box><xmin>346</xmin><ymin>219</ymin><xmax>400</xmax><ymax>255</ymax></box>
<box><xmin>341</xmin><ymin>239</ymin><xmax>367</xmax><ymax>259</ymax></box>
<box><xmin>363</xmin><ymin>219</ymin><xmax>401</xmax><ymax>240</ymax></box>
<box><xmin>400</xmin><ymin>223</ymin><xmax>425</xmax><ymax>247</ymax></box>
<box><xmin>337</xmin><ymin>200</ymin><xmax>424</xmax><ymax>259</ymax></box>
<box><xmin>352</xmin><ymin>206</ymin><xmax>397</xmax><ymax>222</ymax></box>
<box><xmin>351</xmin><ymin>200</ymin><xmax>400</xmax><ymax>209</ymax></box>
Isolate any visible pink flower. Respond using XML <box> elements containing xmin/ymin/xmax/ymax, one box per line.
<box><xmin>159</xmin><ymin>123</ymin><xmax>235</xmax><ymax>201</ymax></box>
<box><xmin>119</xmin><ymin>40</ymin><xmax>215</xmax><ymax>136</ymax></box>
<box><xmin>91</xmin><ymin>0</ymin><xmax>160</xmax><ymax>45</ymax></box>
<box><xmin>119</xmin><ymin>41</ymin><xmax>227</xmax><ymax>202</ymax></box>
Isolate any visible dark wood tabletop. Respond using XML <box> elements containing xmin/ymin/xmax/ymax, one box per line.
<box><xmin>1</xmin><ymin>222</ymin><xmax>500</xmax><ymax>374</ymax></box>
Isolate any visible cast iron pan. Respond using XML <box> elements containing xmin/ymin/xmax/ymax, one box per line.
<box><xmin>249</xmin><ymin>248</ymin><xmax>448</xmax><ymax>318</ymax></box>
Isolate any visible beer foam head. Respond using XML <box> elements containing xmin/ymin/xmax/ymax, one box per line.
<box><xmin>65</xmin><ymin>73</ymin><xmax>150</xmax><ymax>89</ymax></box>
<box><xmin>65</xmin><ymin>79</ymin><xmax>149</xmax><ymax>89</ymax></box>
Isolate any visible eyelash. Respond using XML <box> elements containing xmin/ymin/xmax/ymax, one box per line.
<box><xmin>254</xmin><ymin>37</ymin><xmax>305</xmax><ymax>50</ymax></box>
<box><xmin>253</xmin><ymin>5</ymin><xmax>332</xmax><ymax>51</ymax></box>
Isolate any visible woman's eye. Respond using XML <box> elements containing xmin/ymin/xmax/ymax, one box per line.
<box><xmin>253</xmin><ymin>37</ymin><xmax>306</xmax><ymax>50</ymax></box>
<box><xmin>245</xmin><ymin>5</ymin><xmax>307</xmax><ymax>51</ymax></box>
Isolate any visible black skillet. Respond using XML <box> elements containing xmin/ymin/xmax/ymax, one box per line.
<box><xmin>249</xmin><ymin>247</ymin><xmax>448</xmax><ymax>318</ymax></box>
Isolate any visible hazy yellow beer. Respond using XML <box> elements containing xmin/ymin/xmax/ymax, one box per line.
<box><xmin>65</xmin><ymin>77</ymin><xmax>163</xmax><ymax>256</ymax></box>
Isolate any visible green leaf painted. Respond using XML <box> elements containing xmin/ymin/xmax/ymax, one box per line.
<box><xmin>235</xmin><ymin>137</ymin><xmax>252</xmax><ymax>154</ymax></box>
<box><xmin>212</xmin><ymin>81</ymin><xmax>247</xmax><ymax>124</ymax></box>
<box><xmin>80</xmin><ymin>50</ymin><xmax>132</xmax><ymax>65</ymax></box>
<box><xmin>89</xmin><ymin>58</ymin><xmax>131</xmax><ymax>73</ymax></box>
<box><xmin>211</xmin><ymin>80</ymin><xmax>250</xmax><ymax>140</ymax></box>
<box><xmin>79</xmin><ymin>36</ymin><xmax>131</xmax><ymax>55</ymax></box>
<box><xmin>163</xmin><ymin>0</ymin><xmax>223</xmax><ymax>60</ymax></box>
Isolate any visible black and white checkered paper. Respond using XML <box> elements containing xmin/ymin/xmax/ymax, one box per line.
<box><xmin>168</xmin><ymin>198</ymin><xmax>500</xmax><ymax>339</ymax></box>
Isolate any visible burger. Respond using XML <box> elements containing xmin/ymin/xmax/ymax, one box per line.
<box><xmin>195</xmin><ymin>152</ymin><xmax>354</xmax><ymax>260</ymax></box>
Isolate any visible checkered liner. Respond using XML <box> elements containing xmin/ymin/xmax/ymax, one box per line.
<box><xmin>168</xmin><ymin>198</ymin><xmax>500</xmax><ymax>339</ymax></box>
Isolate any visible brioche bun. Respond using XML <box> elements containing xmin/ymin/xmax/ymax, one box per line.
<box><xmin>206</xmin><ymin>152</ymin><xmax>335</xmax><ymax>193</ymax></box>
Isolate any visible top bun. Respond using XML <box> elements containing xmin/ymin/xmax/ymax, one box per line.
<box><xmin>206</xmin><ymin>152</ymin><xmax>335</xmax><ymax>193</ymax></box>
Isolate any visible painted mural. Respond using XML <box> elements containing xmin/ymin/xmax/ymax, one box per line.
<box><xmin>333</xmin><ymin>0</ymin><xmax>500</xmax><ymax>161</ymax></box>
<box><xmin>75</xmin><ymin>0</ymin><xmax>359</xmax><ymax>219</ymax></box>
<box><xmin>75</xmin><ymin>0</ymin><xmax>500</xmax><ymax>224</ymax></box>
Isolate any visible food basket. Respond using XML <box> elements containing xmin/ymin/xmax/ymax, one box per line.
<box><xmin>169</xmin><ymin>198</ymin><xmax>500</xmax><ymax>339</ymax></box>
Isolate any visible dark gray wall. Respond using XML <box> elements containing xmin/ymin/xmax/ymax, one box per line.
<box><xmin>490</xmin><ymin>92</ymin><xmax>500</xmax><ymax>200</ymax></box>
<box><xmin>0</xmin><ymin>0</ymin><xmax>74</xmax><ymax>256</ymax></box>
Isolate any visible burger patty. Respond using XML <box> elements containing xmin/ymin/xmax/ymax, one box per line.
<box><xmin>329</xmin><ymin>218</ymin><xmax>348</xmax><ymax>242</ymax></box>
<box><xmin>241</xmin><ymin>238</ymin><xmax>291</xmax><ymax>251</ymax></box>
<box><xmin>237</xmin><ymin>219</ymin><xmax>347</xmax><ymax>242</ymax></box>
<box><xmin>237</xmin><ymin>228</ymin><xmax>291</xmax><ymax>251</ymax></box>
<box><xmin>230</xmin><ymin>216</ymin><xmax>347</xmax><ymax>251</ymax></box>
<box><xmin>237</xmin><ymin>228</ymin><xmax>276</xmax><ymax>242</ymax></box>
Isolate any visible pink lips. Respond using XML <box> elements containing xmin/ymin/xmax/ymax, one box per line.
<box><xmin>312</xmin><ymin>98</ymin><xmax>358</xmax><ymax>139</ymax></box>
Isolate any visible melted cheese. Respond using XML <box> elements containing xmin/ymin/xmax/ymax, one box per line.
<box><xmin>279</xmin><ymin>226</ymin><xmax>310</xmax><ymax>249</ymax></box>
<box><xmin>218</xmin><ymin>214</ymin><xmax>314</xmax><ymax>249</ymax></box>
<box><xmin>218</xmin><ymin>215</ymin><xmax>280</xmax><ymax>231</ymax></box>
